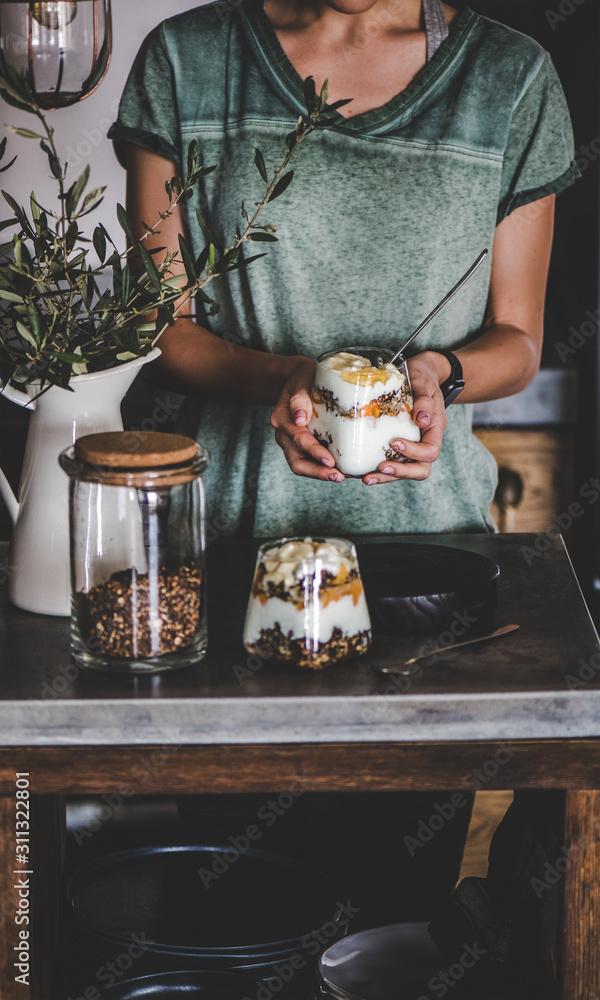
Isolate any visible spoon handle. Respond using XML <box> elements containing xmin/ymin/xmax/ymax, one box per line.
<box><xmin>389</xmin><ymin>248</ymin><xmax>489</xmax><ymax>367</ymax></box>
<box><xmin>373</xmin><ymin>623</ymin><xmax>520</xmax><ymax>677</ymax></box>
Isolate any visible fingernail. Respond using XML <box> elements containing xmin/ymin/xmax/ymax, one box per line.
<box><xmin>391</xmin><ymin>440</ymin><xmax>406</xmax><ymax>451</ymax></box>
<box><xmin>294</xmin><ymin>410</ymin><xmax>307</xmax><ymax>425</ymax></box>
<box><xmin>329</xmin><ymin>473</ymin><xmax>343</xmax><ymax>483</ymax></box>
<box><xmin>321</xmin><ymin>457</ymin><xmax>334</xmax><ymax>468</ymax></box>
<box><xmin>365</xmin><ymin>477</ymin><xmax>377</xmax><ymax>486</ymax></box>
<box><xmin>382</xmin><ymin>467</ymin><xmax>395</xmax><ymax>476</ymax></box>
<box><xmin>417</xmin><ymin>411</ymin><xmax>430</xmax><ymax>426</ymax></box>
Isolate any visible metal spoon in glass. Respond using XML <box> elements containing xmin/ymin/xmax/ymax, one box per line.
<box><xmin>384</xmin><ymin>248</ymin><xmax>489</xmax><ymax>368</ymax></box>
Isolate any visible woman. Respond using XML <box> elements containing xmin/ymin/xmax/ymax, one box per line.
<box><xmin>110</xmin><ymin>0</ymin><xmax>577</xmax><ymax>540</ymax></box>
<box><xmin>109</xmin><ymin>0</ymin><xmax>578</xmax><ymax>931</ymax></box>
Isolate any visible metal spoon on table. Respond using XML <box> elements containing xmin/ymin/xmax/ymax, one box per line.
<box><xmin>371</xmin><ymin>623</ymin><xmax>520</xmax><ymax>678</ymax></box>
<box><xmin>384</xmin><ymin>248</ymin><xmax>489</xmax><ymax>368</ymax></box>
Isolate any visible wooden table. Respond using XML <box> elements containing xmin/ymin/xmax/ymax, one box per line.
<box><xmin>1</xmin><ymin>534</ymin><xmax>599</xmax><ymax>1000</ymax></box>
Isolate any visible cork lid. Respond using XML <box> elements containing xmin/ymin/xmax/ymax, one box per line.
<box><xmin>75</xmin><ymin>432</ymin><xmax>198</xmax><ymax>469</ymax></box>
<box><xmin>64</xmin><ymin>432</ymin><xmax>209</xmax><ymax>487</ymax></box>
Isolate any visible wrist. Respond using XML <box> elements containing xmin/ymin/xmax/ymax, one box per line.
<box><xmin>266</xmin><ymin>353</ymin><xmax>313</xmax><ymax>398</ymax></box>
<box><xmin>417</xmin><ymin>350</ymin><xmax>453</xmax><ymax>386</ymax></box>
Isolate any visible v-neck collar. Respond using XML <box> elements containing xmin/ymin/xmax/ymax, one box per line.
<box><xmin>240</xmin><ymin>0</ymin><xmax>478</xmax><ymax>134</ymax></box>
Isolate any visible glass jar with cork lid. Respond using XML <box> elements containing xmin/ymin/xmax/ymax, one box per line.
<box><xmin>59</xmin><ymin>431</ymin><xmax>209</xmax><ymax>673</ymax></box>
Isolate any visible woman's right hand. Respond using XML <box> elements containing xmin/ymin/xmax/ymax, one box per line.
<box><xmin>270</xmin><ymin>359</ymin><xmax>345</xmax><ymax>483</ymax></box>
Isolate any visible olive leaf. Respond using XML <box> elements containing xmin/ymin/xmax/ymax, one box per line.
<box><xmin>247</xmin><ymin>232</ymin><xmax>278</xmax><ymax>243</ymax></box>
<box><xmin>254</xmin><ymin>148</ymin><xmax>268</xmax><ymax>184</ymax></box>
<box><xmin>268</xmin><ymin>171</ymin><xmax>294</xmax><ymax>202</ymax></box>
<box><xmin>116</xmin><ymin>203</ymin><xmax>134</xmax><ymax>243</ymax></box>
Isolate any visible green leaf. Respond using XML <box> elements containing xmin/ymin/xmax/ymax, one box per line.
<box><xmin>195</xmin><ymin>244</ymin><xmax>210</xmax><ymax>276</ymax></box>
<box><xmin>156</xmin><ymin>304</ymin><xmax>175</xmax><ymax>332</ymax></box>
<box><xmin>0</xmin><ymin>86</ymin><xmax>35</xmax><ymax>114</ymax></box>
<box><xmin>26</xmin><ymin>306</ymin><xmax>43</xmax><ymax>345</ymax></box>
<box><xmin>0</xmin><ymin>219</ymin><xmax>18</xmax><ymax>233</ymax></box>
<box><xmin>78</xmin><ymin>188</ymin><xmax>105</xmax><ymax>217</ymax></box>
<box><xmin>39</xmin><ymin>140</ymin><xmax>61</xmax><ymax>180</ymax></box>
<box><xmin>65</xmin><ymin>165</ymin><xmax>90</xmax><ymax>218</ymax></box>
<box><xmin>187</xmin><ymin>139</ymin><xmax>199</xmax><ymax>178</ymax></box>
<box><xmin>30</xmin><ymin>193</ymin><xmax>41</xmax><ymax>224</ymax></box>
<box><xmin>99</xmin><ymin>222</ymin><xmax>118</xmax><ymax>251</ymax></box>
<box><xmin>209</xmin><ymin>243</ymin><xmax>216</xmax><ymax>270</ymax></box>
<box><xmin>2</xmin><ymin>190</ymin><xmax>21</xmax><ymax>217</ymax></box>
<box><xmin>247</xmin><ymin>232</ymin><xmax>278</xmax><ymax>243</ymax></box>
<box><xmin>16</xmin><ymin>321</ymin><xmax>37</xmax><ymax>349</ymax></box>
<box><xmin>268</xmin><ymin>171</ymin><xmax>294</xmax><ymax>202</ymax></box>
<box><xmin>314</xmin><ymin>116</ymin><xmax>340</xmax><ymax>129</ymax></box>
<box><xmin>254</xmin><ymin>148</ymin><xmax>268</xmax><ymax>184</ymax></box>
<box><xmin>1</xmin><ymin>193</ymin><xmax>35</xmax><ymax>240</ymax></box>
<box><xmin>178</xmin><ymin>233</ymin><xmax>197</xmax><ymax>285</ymax></box>
<box><xmin>285</xmin><ymin>131</ymin><xmax>298</xmax><ymax>153</ymax></box>
<box><xmin>51</xmin><ymin>351</ymin><xmax>88</xmax><ymax>365</ymax></box>
<box><xmin>66</xmin><ymin>221</ymin><xmax>79</xmax><ymax>253</ymax></box>
<box><xmin>121</xmin><ymin>263</ymin><xmax>131</xmax><ymax>306</ymax></box>
<box><xmin>225</xmin><ymin>253</ymin><xmax>268</xmax><ymax>273</ymax></box>
<box><xmin>93</xmin><ymin>226</ymin><xmax>106</xmax><ymax>263</ymax></box>
<box><xmin>116</xmin><ymin>203</ymin><xmax>134</xmax><ymax>243</ymax></box>
<box><xmin>303</xmin><ymin>76</ymin><xmax>317</xmax><ymax>113</ymax></box>
<box><xmin>0</xmin><ymin>289</ymin><xmax>24</xmax><ymax>303</ymax></box>
<box><xmin>138</xmin><ymin>242</ymin><xmax>161</xmax><ymax>291</ymax></box>
<box><xmin>196</xmin><ymin>209</ymin><xmax>219</xmax><ymax>250</ymax></box>
<box><xmin>5</xmin><ymin>126</ymin><xmax>43</xmax><ymax>140</ymax></box>
<box><xmin>193</xmin><ymin>164</ymin><xmax>217</xmax><ymax>180</ymax></box>
<box><xmin>0</xmin><ymin>155</ymin><xmax>17</xmax><ymax>174</ymax></box>
<box><xmin>328</xmin><ymin>98</ymin><xmax>353</xmax><ymax>111</ymax></box>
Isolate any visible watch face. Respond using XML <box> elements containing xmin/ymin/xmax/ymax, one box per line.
<box><xmin>442</xmin><ymin>382</ymin><xmax>465</xmax><ymax>407</ymax></box>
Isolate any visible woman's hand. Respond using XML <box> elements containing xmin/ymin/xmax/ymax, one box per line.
<box><xmin>362</xmin><ymin>351</ymin><xmax>449</xmax><ymax>486</ymax></box>
<box><xmin>270</xmin><ymin>358</ymin><xmax>346</xmax><ymax>483</ymax></box>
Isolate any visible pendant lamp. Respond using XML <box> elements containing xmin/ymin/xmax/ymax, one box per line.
<box><xmin>0</xmin><ymin>1</ymin><xmax>112</xmax><ymax>109</ymax></box>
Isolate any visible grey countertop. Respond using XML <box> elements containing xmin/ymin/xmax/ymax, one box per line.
<box><xmin>1</xmin><ymin>534</ymin><xmax>599</xmax><ymax>747</ymax></box>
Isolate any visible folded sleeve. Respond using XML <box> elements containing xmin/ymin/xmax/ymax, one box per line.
<box><xmin>108</xmin><ymin>23</ymin><xmax>181</xmax><ymax>169</ymax></box>
<box><xmin>498</xmin><ymin>53</ymin><xmax>579</xmax><ymax>223</ymax></box>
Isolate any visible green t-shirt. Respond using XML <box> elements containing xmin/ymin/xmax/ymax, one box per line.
<box><xmin>109</xmin><ymin>1</ymin><xmax>578</xmax><ymax>538</ymax></box>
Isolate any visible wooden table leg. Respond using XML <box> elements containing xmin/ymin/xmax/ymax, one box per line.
<box><xmin>0</xmin><ymin>792</ymin><xmax>65</xmax><ymax>1000</ymax></box>
<box><xmin>563</xmin><ymin>790</ymin><xmax>600</xmax><ymax>1000</ymax></box>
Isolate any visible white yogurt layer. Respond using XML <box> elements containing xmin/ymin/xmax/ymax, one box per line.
<box><xmin>311</xmin><ymin>409</ymin><xmax>420</xmax><ymax>477</ymax></box>
<box><xmin>309</xmin><ymin>351</ymin><xmax>421</xmax><ymax>477</ymax></box>
<box><xmin>243</xmin><ymin>590</ymin><xmax>372</xmax><ymax>647</ymax></box>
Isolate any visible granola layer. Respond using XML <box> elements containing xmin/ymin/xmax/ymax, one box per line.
<box><xmin>246</xmin><ymin>624</ymin><xmax>372</xmax><ymax>670</ymax></box>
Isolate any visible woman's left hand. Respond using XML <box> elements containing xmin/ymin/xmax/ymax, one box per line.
<box><xmin>363</xmin><ymin>352</ymin><xmax>448</xmax><ymax>486</ymax></box>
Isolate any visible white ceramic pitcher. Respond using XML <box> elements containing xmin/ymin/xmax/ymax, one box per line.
<box><xmin>0</xmin><ymin>348</ymin><xmax>161</xmax><ymax>616</ymax></box>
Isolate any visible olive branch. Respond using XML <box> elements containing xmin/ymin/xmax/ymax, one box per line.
<box><xmin>0</xmin><ymin>68</ymin><xmax>349</xmax><ymax>392</ymax></box>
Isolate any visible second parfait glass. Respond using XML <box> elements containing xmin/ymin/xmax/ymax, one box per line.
<box><xmin>243</xmin><ymin>537</ymin><xmax>372</xmax><ymax>669</ymax></box>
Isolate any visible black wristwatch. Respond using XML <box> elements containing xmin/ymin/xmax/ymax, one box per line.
<box><xmin>428</xmin><ymin>349</ymin><xmax>465</xmax><ymax>407</ymax></box>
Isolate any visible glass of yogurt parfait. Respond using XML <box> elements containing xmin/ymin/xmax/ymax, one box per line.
<box><xmin>243</xmin><ymin>537</ymin><xmax>372</xmax><ymax>669</ymax></box>
<box><xmin>308</xmin><ymin>346</ymin><xmax>421</xmax><ymax>477</ymax></box>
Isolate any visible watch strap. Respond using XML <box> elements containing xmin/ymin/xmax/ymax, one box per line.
<box><xmin>428</xmin><ymin>349</ymin><xmax>465</xmax><ymax>408</ymax></box>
